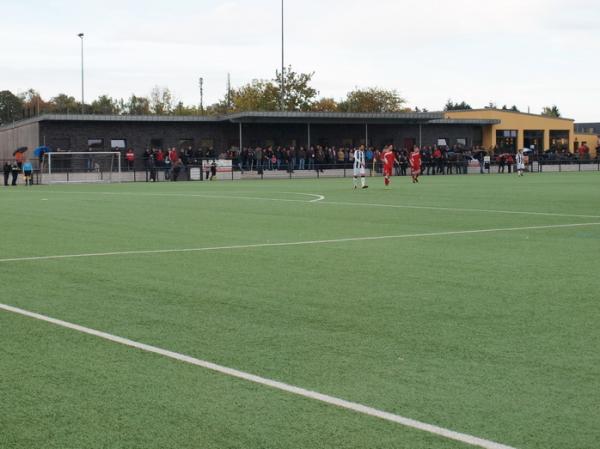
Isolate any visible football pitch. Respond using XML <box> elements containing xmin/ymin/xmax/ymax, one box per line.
<box><xmin>1</xmin><ymin>172</ymin><xmax>599</xmax><ymax>449</ymax></box>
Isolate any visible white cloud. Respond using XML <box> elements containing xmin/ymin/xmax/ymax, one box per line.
<box><xmin>1</xmin><ymin>0</ymin><xmax>599</xmax><ymax>120</ymax></box>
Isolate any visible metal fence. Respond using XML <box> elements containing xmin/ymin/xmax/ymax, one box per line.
<box><xmin>2</xmin><ymin>158</ymin><xmax>600</xmax><ymax>185</ymax></box>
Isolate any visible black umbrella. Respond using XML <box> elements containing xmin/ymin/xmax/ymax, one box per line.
<box><xmin>13</xmin><ymin>146</ymin><xmax>28</xmax><ymax>156</ymax></box>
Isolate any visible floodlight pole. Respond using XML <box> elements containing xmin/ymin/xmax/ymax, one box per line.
<box><xmin>78</xmin><ymin>33</ymin><xmax>85</xmax><ymax>114</ymax></box>
<box><xmin>199</xmin><ymin>77</ymin><xmax>204</xmax><ymax>114</ymax></box>
<box><xmin>280</xmin><ymin>0</ymin><xmax>285</xmax><ymax>111</ymax></box>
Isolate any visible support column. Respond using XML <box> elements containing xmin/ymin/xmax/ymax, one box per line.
<box><xmin>419</xmin><ymin>124</ymin><xmax>422</xmax><ymax>148</ymax></box>
<box><xmin>239</xmin><ymin>122</ymin><xmax>243</xmax><ymax>151</ymax></box>
<box><xmin>365</xmin><ymin>123</ymin><xmax>369</xmax><ymax>147</ymax></box>
<box><xmin>307</xmin><ymin>123</ymin><xmax>311</xmax><ymax>149</ymax></box>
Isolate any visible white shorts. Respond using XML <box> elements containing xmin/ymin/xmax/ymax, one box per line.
<box><xmin>353</xmin><ymin>167</ymin><xmax>365</xmax><ymax>177</ymax></box>
<box><xmin>517</xmin><ymin>163</ymin><xmax>525</xmax><ymax>170</ymax></box>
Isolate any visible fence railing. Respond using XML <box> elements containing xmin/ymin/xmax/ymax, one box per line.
<box><xmin>2</xmin><ymin>158</ymin><xmax>600</xmax><ymax>185</ymax></box>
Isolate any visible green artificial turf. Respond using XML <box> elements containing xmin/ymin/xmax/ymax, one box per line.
<box><xmin>1</xmin><ymin>172</ymin><xmax>599</xmax><ymax>449</ymax></box>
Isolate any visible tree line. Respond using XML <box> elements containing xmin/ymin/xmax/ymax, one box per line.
<box><xmin>0</xmin><ymin>66</ymin><xmax>561</xmax><ymax>124</ymax></box>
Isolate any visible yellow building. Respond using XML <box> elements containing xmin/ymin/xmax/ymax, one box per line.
<box><xmin>445</xmin><ymin>109</ymin><xmax>599</xmax><ymax>157</ymax></box>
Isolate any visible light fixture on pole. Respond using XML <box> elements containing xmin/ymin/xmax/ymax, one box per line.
<box><xmin>78</xmin><ymin>33</ymin><xmax>85</xmax><ymax>114</ymax></box>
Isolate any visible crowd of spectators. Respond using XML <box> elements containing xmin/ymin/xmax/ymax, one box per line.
<box><xmin>135</xmin><ymin>141</ymin><xmax>600</xmax><ymax>180</ymax></box>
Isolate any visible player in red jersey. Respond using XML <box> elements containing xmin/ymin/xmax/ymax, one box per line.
<box><xmin>410</xmin><ymin>146</ymin><xmax>421</xmax><ymax>183</ymax></box>
<box><xmin>381</xmin><ymin>145</ymin><xmax>398</xmax><ymax>187</ymax></box>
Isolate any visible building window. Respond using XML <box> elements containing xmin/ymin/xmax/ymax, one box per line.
<box><xmin>437</xmin><ymin>138</ymin><xmax>448</xmax><ymax>147</ymax></box>
<box><xmin>456</xmin><ymin>138</ymin><xmax>467</xmax><ymax>147</ymax></box>
<box><xmin>87</xmin><ymin>139</ymin><xmax>104</xmax><ymax>150</ymax></box>
<box><xmin>496</xmin><ymin>130</ymin><xmax>518</xmax><ymax>152</ymax></box>
<box><xmin>523</xmin><ymin>130</ymin><xmax>543</xmax><ymax>152</ymax></box>
<box><xmin>549</xmin><ymin>130</ymin><xmax>569</xmax><ymax>152</ymax></box>
<box><xmin>110</xmin><ymin>139</ymin><xmax>127</xmax><ymax>150</ymax></box>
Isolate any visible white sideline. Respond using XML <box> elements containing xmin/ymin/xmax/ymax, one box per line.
<box><xmin>0</xmin><ymin>302</ymin><xmax>517</xmax><ymax>449</ymax></box>
<box><xmin>318</xmin><ymin>201</ymin><xmax>600</xmax><ymax>220</ymax></box>
<box><xmin>42</xmin><ymin>189</ymin><xmax>600</xmax><ymax>219</ymax></box>
<box><xmin>1</xmin><ymin>222</ymin><xmax>599</xmax><ymax>264</ymax></box>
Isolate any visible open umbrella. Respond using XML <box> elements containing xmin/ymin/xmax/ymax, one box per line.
<box><xmin>13</xmin><ymin>146</ymin><xmax>28</xmax><ymax>156</ymax></box>
<box><xmin>34</xmin><ymin>146</ymin><xmax>51</xmax><ymax>157</ymax></box>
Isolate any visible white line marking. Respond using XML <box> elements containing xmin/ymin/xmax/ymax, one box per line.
<box><xmin>1</xmin><ymin>222</ymin><xmax>598</xmax><ymax>263</ymax></box>
<box><xmin>45</xmin><ymin>190</ymin><xmax>316</xmax><ymax>204</ymax></box>
<box><xmin>275</xmin><ymin>192</ymin><xmax>326</xmax><ymax>202</ymax></box>
<box><xmin>0</xmin><ymin>303</ymin><xmax>518</xmax><ymax>449</ymax></box>
<box><xmin>318</xmin><ymin>201</ymin><xmax>600</xmax><ymax>220</ymax></box>
<box><xmin>41</xmin><ymin>189</ymin><xmax>599</xmax><ymax>219</ymax></box>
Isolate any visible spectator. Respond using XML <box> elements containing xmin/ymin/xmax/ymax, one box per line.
<box><xmin>172</xmin><ymin>158</ymin><xmax>183</xmax><ymax>181</ymax></box>
<box><xmin>3</xmin><ymin>161</ymin><xmax>11</xmax><ymax>186</ymax></box>
<box><xmin>298</xmin><ymin>147</ymin><xmax>306</xmax><ymax>170</ymax></box>
<box><xmin>11</xmin><ymin>161</ymin><xmax>19</xmax><ymax>185</ymax></box>
<box><xmin>126</xmin><ymin>148</ymin><xmax>135</xmax><ymax>171</ymax></box>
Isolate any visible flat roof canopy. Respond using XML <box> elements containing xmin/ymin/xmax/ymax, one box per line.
<box><xmin>1</xmin><ymin>111</ymin><xmax>500</xmax><ymax>130</ymax></box>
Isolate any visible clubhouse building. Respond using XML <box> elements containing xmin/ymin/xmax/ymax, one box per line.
<box><xmin>1</xmin><ymin>109</ymin><xmax>598</xmax><ymax>161</ymax></box>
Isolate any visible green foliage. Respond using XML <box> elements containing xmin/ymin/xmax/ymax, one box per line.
<box><xmin>541</xmin><ymin>105</ymin><xmax>561</xmax><ymax>117</ymax></box>
<box><xmin>444</xmin><ymin>99</ymin><xmax>472</xmax><ymax>111</ymax></box>
<box><xmin>0</xmin><ymin>90</ymin><xmax>23</xmax><ymax>123</ymax></box>
<box><xmin>311</xmin><ymin>97</ymin><xmax>339</xmax><ymax>112</ymax></box>
<box><xmin>49</xmin><ymin>93</ymin><xmax>80</xmax><ymax>114</ymax></box>
<box><xmin>275</xmin><ymin>66</ymin><xmax>319</xmax><ymax>111</ymax></box>
<box><xmin>229</xmin><ymin>79</ymin><xmax>280</xmax><ymax>112</ymax></box>
<box><xmin>149</xmin><ymin>86</ymin><xmax>175</xmax><ymax>115</ymax></box>
<box><xmin>123</xmin><ymin>95</ymin><xmax>151</xmax><ymax>115</ymax></box>
<box><xmin>338</xmin><ymin>87</ymin><xmax>406</xmax><ymax>113</ymax></box>
<box><xmin>90</xmin><ymin>95</ymin><xmax>122</xmax><ymax>115</ymax></box>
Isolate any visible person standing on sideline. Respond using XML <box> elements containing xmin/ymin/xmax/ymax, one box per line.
<box><xmin>410</xmin><ymin>146</ymin><xmax>422</xmax><ymax>183</ymax></box>
<box><xmin>516</xmin><ymin>149</ymin><xmax>525</xmax><ymax>177</ymax></box>
<box><xmin>3</xmin><ymin>161</ymin><xmax>11</xmax><ymax>186</ymax></box>
<box><xmin>126</xmin><ymin>148</ymin><xmax>135</xmax><ymax>171</ymax></box>
<box><xmin>353</xmin><ymin>145</ymin><xmax>368</xmax><ymax>189</ymax></box>
<box><xmin>381</xmin><ymin>145</ymin><xmax>398</xmax><ymax>188</ymax></box>
<box><xmin>11</xmin><ymin>161</ymin><xmax>20</xmax><ymax>185</ymax></box>
<box><xmin>22</xmin><ymin>160</ymin><xmax>33</xmax><ymax>186</ymax></box>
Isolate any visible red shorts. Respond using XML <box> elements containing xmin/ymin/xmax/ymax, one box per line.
<box><xmin>384</xmin><ymin>165</ymin><xmax>393</xmax><ymax>176</ymax></box>
<box><xmin>411</xmin><ymin>166</ymin><xmax>421</xmax><ymax>175</ymax></box>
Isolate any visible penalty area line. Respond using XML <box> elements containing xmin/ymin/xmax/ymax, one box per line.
<box><xmin>0</xmin><ymin>303</ymin><xmax>518</xmax><ymax>449</ymax></box>
<box><xmin>1</xmin><ymin>222</ymin><xmax>599</xmax><ymax>263</ymax></box>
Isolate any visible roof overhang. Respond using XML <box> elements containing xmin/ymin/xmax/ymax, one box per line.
<box><xmin>1</xmin><ymin>112</ymin><xmax>502</xmax><ymax>130</ymax></box>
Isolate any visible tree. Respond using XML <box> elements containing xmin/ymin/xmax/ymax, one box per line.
<box><xmin>541</xmin><ymin>105</ymin><xmax>561</xmax><ymax>118</ymax></box>
<box><xmin>229</xmin><ymin>79</ymin><xmax>280</xmax><ymax>112</ymax></box>
<box><xmin>90</xmin><ymin>95</ymin><xmax>121</xmax><ymax>115</ymax></box>
<box><xmin>172</xmin><ymin>102</ymin><xmax>200</xmax><ymax>116</ymax></box>
<box><xmin>0</xmin><ymin>90</ymin><xmax>24</xmax><ymax>124</ymax></box>
<box><xmin>19</xmin><ymin>88</ymin><xmax>49</xmax><ymax>117</ymax></box>
<box><xmin>444</xmin><ymin>99</ymin><xmax>472</xmax><ymax>111</ymax></box>
<box><xmin>149</xmin><ymin>86</ymin><xmax>174</xmax><ymax>115</ymax></box>
<box><xmin>275</xmin><ymin>66</ymin><xmax>318</xmax><ymax>111</ymax></box>
<box><xmin>338</xmin><ymin>87</ymin><xmax>406</xmax><ymax>113</ymax></box>
<box><xmin>207</xmin><ymin>65</ymin><xmax>319</xmax><ymax>113</ymax></box>
<box><xmin>50</xmin><ymin>94</ymin><xmax>80</xmax><ymax>114</ymax></box>
<box><xmin>311</xmin><ymin>97</ymin><xmax>338</xmax><ymax>112</ymax></box>
<box><xmin>123</xmin><ymin>94</ymin><xmax>151</xmax><ymax>115</ymax></box>
<box><xmin>485</xmin><ymin>102</ymin><xmax>497</xmax><ymax>109</ymax></box>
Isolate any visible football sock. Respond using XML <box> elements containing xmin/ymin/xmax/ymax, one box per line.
<box><xmin>361</xmin><ymin>176</ymin><xmax>366</xmax><ymax>187</ymax></box>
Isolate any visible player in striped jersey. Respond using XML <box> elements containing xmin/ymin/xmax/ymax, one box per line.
<box><xmin>353</xmin><ymin>145</ymin><xmax>369</xmax><ymax>189</ymax></box>
<box><xmin>516</xmin><ymin>149</ymin><xmax>525</xmax><ymax>177</ymax></box>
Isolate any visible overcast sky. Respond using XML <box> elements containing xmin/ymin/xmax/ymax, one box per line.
<box><xmin>1</xmin><ymin>0</ymin><xmax>598</xmax><ymax>121</ymax></box>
